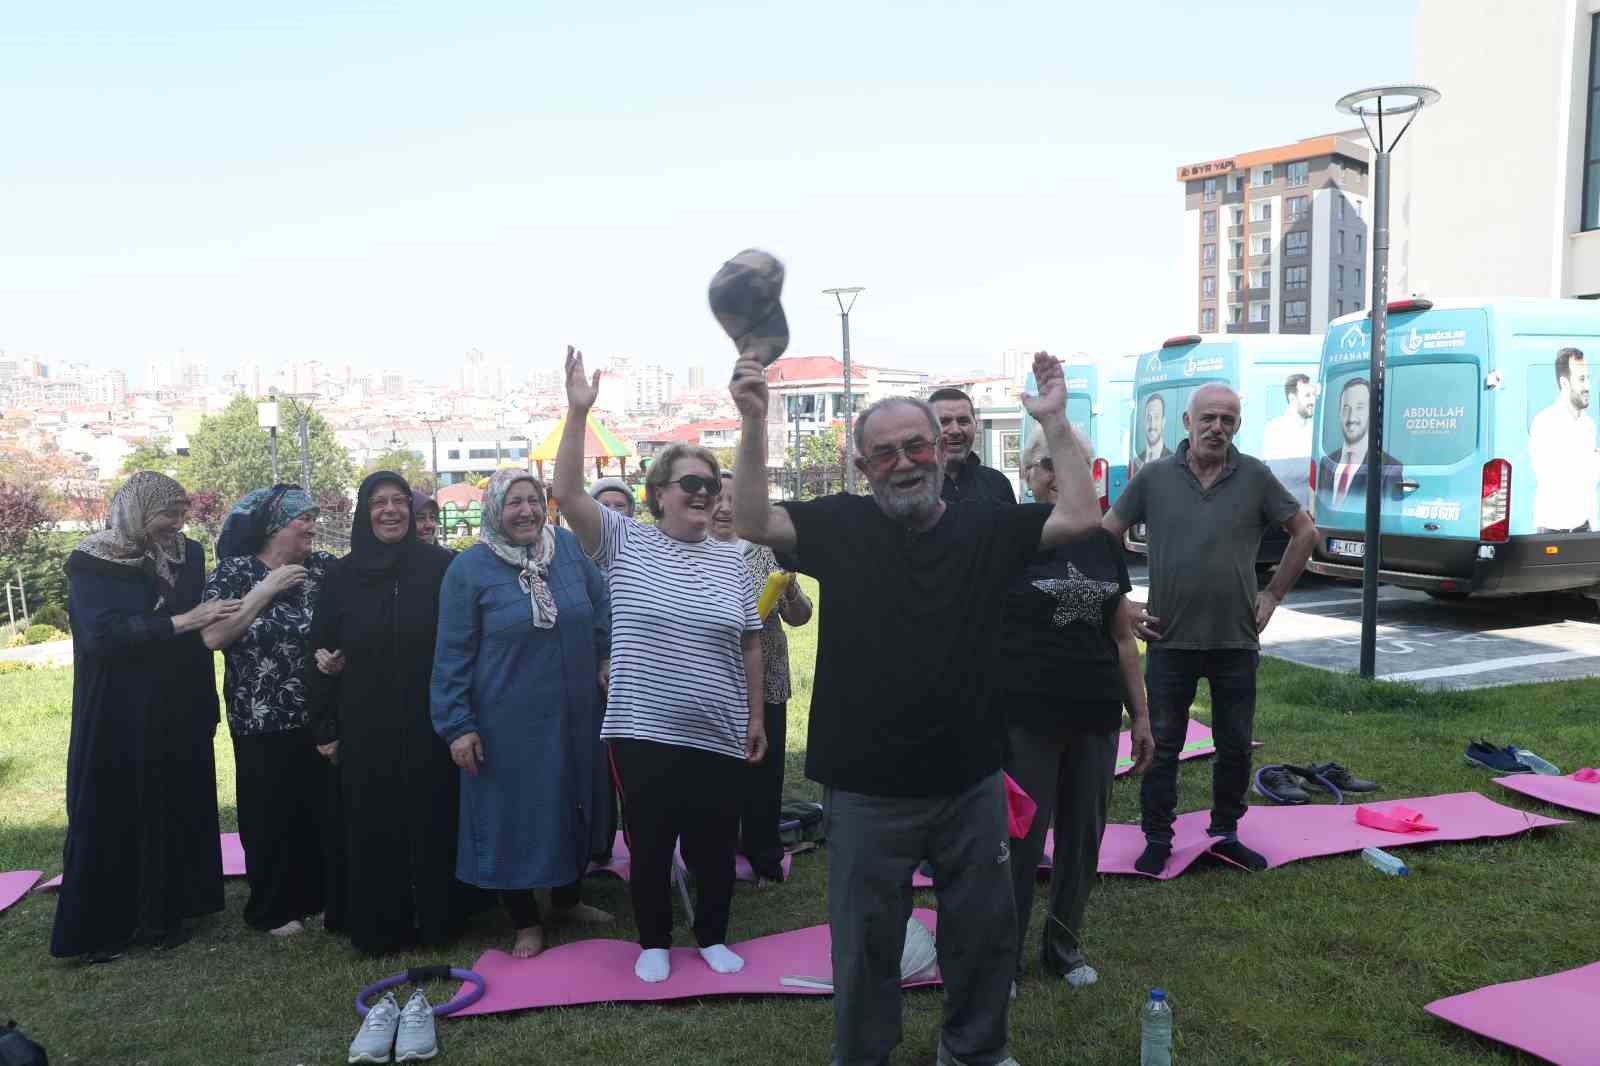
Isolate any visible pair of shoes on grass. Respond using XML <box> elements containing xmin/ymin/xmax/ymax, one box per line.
<box><xmin>349</xmin><ymin>990</ymin><xmax>436</xmax><ymax>1063</ymax></box>
<box><xmin>1254</xmin><ymin>762</ymin><xmax>1380</xmax><ymax>804</ymax></box>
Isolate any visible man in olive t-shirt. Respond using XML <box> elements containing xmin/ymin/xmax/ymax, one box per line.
<box><xmin>1102</xmin><ymin>383</ymin><xmax>1316</xmax><ymax>875</ymax></box>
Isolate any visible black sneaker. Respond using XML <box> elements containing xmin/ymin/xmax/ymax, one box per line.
<box><xmin>1302</xmin><ymin>762</ymin><xmax>1379</xmax><ymax>793</ymax></box>
<box><xmin>1253</xmin><ymin>766</ymin><xmax>1310</xmax><ymax>804</ymax></box>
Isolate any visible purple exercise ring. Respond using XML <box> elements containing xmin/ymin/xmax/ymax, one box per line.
<box><xmin>355</xmin><ymin>965</ymin><xmax>486</xmax><ymax>1017</ymax></box>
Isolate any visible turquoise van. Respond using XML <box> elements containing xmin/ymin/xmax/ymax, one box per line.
<box><xmin>1020</xmin><ymin>353</ymin><xmax>1137</xmax><ymax>509</ymax></box>
<box><xmin>1125</xmin><ymin>333</ymin><xmax>1323</xmax><ymax>559</ymax></box>
<box><xmin>1308</xmin><ymin>298</ymin><xmax>1600</xmax><ymax>596</ymax></box>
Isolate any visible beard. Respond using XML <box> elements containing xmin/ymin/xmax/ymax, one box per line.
<box><xmin>869</xmin><ymin>465</ymin><xmax>943</xmax><ymax>525</ymax></box>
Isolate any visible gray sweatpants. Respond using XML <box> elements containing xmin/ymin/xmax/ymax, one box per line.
<box><xmin>1004</xmin><ymin>724</ymin><xmax>1118</xmax><ymax>979</ymax></box>
<box><xmin>824</xmin><ymin>771</ymin><xmax>1016</xmax><ymax>1066</ymax></box>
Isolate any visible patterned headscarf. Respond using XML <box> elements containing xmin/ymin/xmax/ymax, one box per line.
<box><xmin>478</xmin><ymin>469</ymin><xmax>558</xmax><ymax>628</ymax></box>
<box><xmin>215</xmin><ymin>484</ymin><xmax>319</xmax><ymax>559</ymax></box>
<box><xmin>74</xmin><ymin>471</ymin><xmax>190</xmax><ymax>600</ymax></box>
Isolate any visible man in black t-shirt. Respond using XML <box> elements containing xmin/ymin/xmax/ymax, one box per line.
<box><xmin>929</xmin><ymin>386</ymin><xmax>1018</xmax><ymax>505</ymax></box>
<box><xmin>731</xmin><ymin>351</ymin><xmax>1101</xmax><ymax>1066</ymax></box>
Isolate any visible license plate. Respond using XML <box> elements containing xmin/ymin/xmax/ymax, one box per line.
<box><xmin>1327</xmin><ymin>538</ymin><xmax>1365</xmax><ymax>559</ymax></box>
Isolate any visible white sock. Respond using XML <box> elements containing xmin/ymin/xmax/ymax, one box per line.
<box><xmin>635</xmin><ymin>948</ymin><xmax>671</xmax><ymax>983</ymax></box>
<box><xmin>698</xmin><ymin>943</ymin><xmax>744</xmax><ymax>974</ymax></box>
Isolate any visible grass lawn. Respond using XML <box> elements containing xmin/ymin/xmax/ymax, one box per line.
<box><xmin>1</xmin><ymin>577</ymin><xmax>1596</xmax><ymax>1065</ymax></box>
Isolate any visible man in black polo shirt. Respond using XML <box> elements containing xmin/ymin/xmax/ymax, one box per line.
<box><xmin>1103</xmin><ymin>383</ymin><xmax>1316</xmax><ymax>875</ymax></box>
<box><xmin>929</xmin><ymin>387</ymin><xmax>1017</xmax><ymax>505</ymax></box>
<box><xmin>731</xmin><ymin>352</ymin><xmax>1100</xmax><ymax>1066</ymax></box>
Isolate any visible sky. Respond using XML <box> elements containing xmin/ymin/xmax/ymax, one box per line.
<box><xmin>1</xmin><ymin>1</ymin><xmax>1417</xmax><ymax>387</ymax></box>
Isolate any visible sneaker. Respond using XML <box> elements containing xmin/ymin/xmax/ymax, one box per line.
<box><xmin>1302</xmin><ymin>762</ymin><xmax>1379</xmax><ymax>793</ymax></box>
<box><xmin>1253</xmin><ymin>766</ymin><xmax>1310</xmax><ymax>804</ymax></box>
<box><xmin>348</xmin><ymin>991</ymin><xmax>400</xmax><ymax>1064</ymax></box>
<box><xmin>1465</xmin><ymin>740</ymin><xmax>1528</xmax><ymax>774</ymax></box>
<box><xmin>393</xmin><ymin>989</ymin><xmax>438</xmax><ymax>1063</ymax></box>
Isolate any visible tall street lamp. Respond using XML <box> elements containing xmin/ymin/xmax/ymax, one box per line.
<box><xmin>1335</xmin><ymin>83</ymin><xmax>1440</xmax><ymax>679</ymax></box>
<box><xmin>823</xmin><ymin>286</ymin><xmax>865</xmax><ymax>492</ymax></box>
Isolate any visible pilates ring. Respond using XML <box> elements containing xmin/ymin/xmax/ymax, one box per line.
<box><xmin>355</xmin><ymin>965</ymin><xmax>486</xmax><ymax>1018</ymax></box>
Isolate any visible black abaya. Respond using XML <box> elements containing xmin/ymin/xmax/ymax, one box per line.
<box><xmin>51</xmin><ymin>541</ymin><xmax>224</xmax><ymax>958</ymax></box>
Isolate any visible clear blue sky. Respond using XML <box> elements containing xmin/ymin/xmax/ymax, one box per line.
<box><xmin>1</xmin><ymin>1</ymin><xmax>1416</xmax><ymax>386</ymax></box>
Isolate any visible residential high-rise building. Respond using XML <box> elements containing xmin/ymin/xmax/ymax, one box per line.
<box><xmin>1180</xmin><ymin>133</ymin><xmax>1373</xmax><ymax>335</ymax></box>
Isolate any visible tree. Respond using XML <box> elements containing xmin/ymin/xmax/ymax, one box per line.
<box><xmin>0</xmin><ymin>482</ymin><xmax>54</xmax><ymax>558</ymax></box>
<box><xmin>363</xmin><ymin>448</ymin><xmax>434</xmax><ymax>492</ymax></box>
<box><xmin>184</xmin><ymin>396</ymin><xmax>354</xmax><ymax>507</ymax></box>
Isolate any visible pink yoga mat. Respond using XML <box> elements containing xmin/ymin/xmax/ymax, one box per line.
<box><xmin>0</xmin><ymin>871</ymin><xmax>41</xmax><ymax>915</ymax></box>
<box><xmin>450</xmin><ymin>908</ymin><xmax>943</xmax><ymax>1015</ymax></box>
<box><xmin>1495</xmin><ymin>772</ymin><xmax>1600</xmax><ymax>816</ymax></box>
<box><xmin>1096</xmin><ymin>791</ymin><xmax>1567</xmax><ymax>880</ymax></box>
<box><xmin>1425</xmin><ymin>960</ymin><xmax>1600</xmax><ymax>1066</ymax></box>
<box><xmin>38</xmin><ymin>832</ymin><xmax>247</xmax><ymax>891</ymax></box>
<box><xmin>586</xmin><ymin>832</ymin><xmax>792</xmax><ymax>885</ymax></box>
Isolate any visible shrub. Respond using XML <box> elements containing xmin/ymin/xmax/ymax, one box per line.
<box><xmin>23</xmin><ymin>624</ymin><xmax>65</xmax><ymax>645</ymax></box>
<box><xmin>29</xmin><ymin>604</ymin><xmax>68</xmax><ymax>631</ymax></box>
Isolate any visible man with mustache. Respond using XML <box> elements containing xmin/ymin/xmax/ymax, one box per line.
<box><xmin>1101</xmin><ymin>384</ymin><xmax>1316</xmax><ymax>877</ymax></box>
<box><xmin>731</xmin><ymin>351</ymin><xmax>1099</xmax><ymax>1066</ymax></box>
<box><xmin>929</xmin><ymin>386</ymin><xmax>1017</xmax><ymax>504</ymax></box>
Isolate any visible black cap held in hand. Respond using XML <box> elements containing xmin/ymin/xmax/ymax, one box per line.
<box><xmin>708</xmin><ymin>248</ymin><xmax>790</xmax><ymax>367</ymax></box>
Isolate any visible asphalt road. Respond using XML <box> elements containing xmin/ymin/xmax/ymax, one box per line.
<box><xmin>1126</xmin><ymin>564</ymin><xmax>1600</xmax><ymax>691</ymax></box>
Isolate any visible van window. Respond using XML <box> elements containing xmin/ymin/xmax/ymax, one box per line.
<box><xmin>1385</xmin><ymin>363</ymin><xmax>1479</xmax><ymax>466</ymax></box>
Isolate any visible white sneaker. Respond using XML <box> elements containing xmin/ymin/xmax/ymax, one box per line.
<box><xmin>393</xmin><ymin>989</ymin><xmax>438</xmax><ymax>1062</ymax></box>
<box><xmin>348</xmin><ymin>991</ymin><xmax>400</xmax><ymax>1064</ymax></box>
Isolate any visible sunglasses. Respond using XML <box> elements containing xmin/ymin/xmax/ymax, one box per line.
<box><xmin>862</xmin><ymin>439</ymin><xmax>937</xmax><ymax>474</ymax></box>
<box><xmin>667</xmin><ymin>474</ymin><xmax>723</xmax><ymax>496</ymax></box>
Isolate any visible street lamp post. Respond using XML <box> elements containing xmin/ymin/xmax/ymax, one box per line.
<box><xmin>256</xmin><ymin>402</ymin><xmax>280</xmax><ymax>482</ymax></box>
<box><xmin>823</xmin><ymin>286</ymin><xmax>865</xmax><ymax>493</ymax></box>
<box><xmin>1335</xmin><ymin>84</ymin><xmax>1440</xmax><ymax>679</ymax></box>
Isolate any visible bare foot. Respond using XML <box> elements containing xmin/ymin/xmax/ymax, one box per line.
<box><xmin>550</xmin><ymin>902</ymin><xmax>614</xmax><ymax>924</ymax></box>
<box><xmin>268</xmin><ymin>919</ymin><xmax>304</xmax><ymax>938</ymax></box>
<box><xmin>510</xmin><ymin>925</ymin><xmax>546</xmax><ymax>958</ymax></box>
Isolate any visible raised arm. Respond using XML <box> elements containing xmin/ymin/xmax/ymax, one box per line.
<box><xmin>729</xmin><ymin>356</ymin><xmax>797</xmax><ymax>553</ymax></box>
<box><xmin>1024</xmin><ymin>352</ymin><xmax>1101</xmax><ymax>549</ymax></box>
<box><xmin>554</xmin><ymin>345</ymin><xmax>604</xmax><ymax>556</ymax></box>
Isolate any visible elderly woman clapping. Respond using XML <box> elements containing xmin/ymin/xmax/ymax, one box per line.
<box><xmin>431</xmin><ymin>469</ymin><xmax>615</xmax><ymax>958</ymax></box>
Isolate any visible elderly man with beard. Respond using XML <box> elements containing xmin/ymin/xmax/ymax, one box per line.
<box><xmin>928</xmin><ymin>386</ymin><xmax>1017</xmax><ymax>504</ymax></box>
<box><xmin>731</xmin><ymin>352</ymin><xmax>1099</xmax><ymax>1066</ymax></box>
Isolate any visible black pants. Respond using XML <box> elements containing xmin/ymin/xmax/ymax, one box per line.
<box><xmin>233</xmin><ymin>728</ymin><xmax>334</xmax><ymax>930</ymax></box>
<box><xmin>738</xmin><ymin>701</ymin><xmax>787</xmax><ymax>879</ymax></box>
<box><xmin>611</xmin><ymin>738</ymin><xmax>742</xmax><ymax>950</ymax></box>
<box><xmin>1140</xmin><ymin>647</ymin><xmax>1259</xmax><ymax>845</ymax></box>
<box><xmin>502</xmin><ymin>882</ymin><xmax>582</xmax><ymax>930</ymax></box>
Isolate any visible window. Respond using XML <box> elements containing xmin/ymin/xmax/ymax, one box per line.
<box><xmin>1202</xmin><ymin>243</ymin><xmax>1217</xmax><ymax>265</ymax></box>
<box><xmin>1285</xmin><ymin>300</ymin><xmax>1308</xmax><ymax>324</ymax></box>
<box><xmin>1203</xmin><ymin>177</ymin><xmax>1217</xmax><ymax>203</ymax></box>
<box><xmin>1287</xmin><ymin>195</ymin><xmax>1308</xmax><ymax>220</ymax></box>
<box><xmin>1585</xmin><ymin>14</ymin><xmax>1600</xmax><ymax>228</ymax></box>
<box><xmin>1336</xmin><ymin>230</ymin><xmax>1346</xmax><ymax>255</ymax></box>
<box><xmin>1336</xmin><ymin>265</ymin><xmax>1345</xmax><ymax>289</ymax></box>
<box><xmin>1249</xmin><ymin>301</ymin><xmax>1271</xmax><ymax>323</ymax></box>
<box><xmin>1286</xmin><ymin>161</ymin><xmax>1309</xmax><ymax>187</ymax></box>
<box><xmin>1001</xmin><ymin>431</ymin><xmax>1021</xmax><ymax>471</ymax></box>
<box><xmin>1231</xmin><ymin>206</ymin><xmax>1244</xmax><ymax>226</ymax></box>
<box><xmin>1285</xmin><ymin>265</ymin><xmax>1307</xmax><ymax>289</ymax></box>
<box><xmin>1336</xmin><ymin>197</ymin><xmax>1346</xmax><ymax>221</ymax></box>
<box><xmin>1252</xmin><ymin>235</ymin><xmax>1272</xmax><ymax>256</ymax></box>
<box><xmin>1230</xmin><ymin>305</ymin><xmax>1244</xmax><ymax>325</ymax></box>
<box><xmin>1203</xmin><ymin>210</ymin><xmax>1217</xmax><ymax>236</ymax></box>
<box><xmin>1202</xmin><ymin>276</ymin><xmax>1216</xmax><ymax>297</ymax></box>
<box><xmin>1355</xmin><ymin>267</ymin><xmax>1363</xmax><ymax>290</ymax></box>
<box><xmin>1286</xmin><ymin>231</ymin><xmax>1309</xmax><ymax>254</ymax></box>
<box><xmin>1249</xmin><ymin>269</ymin><xmax>1270</xmax><ymax>289</ymax></box>
<box><xmin>1200</xmin><ymin>308</ymin><xmax>1217</xmax><ymax>332</ymax></box>
<box><xmin>1252</xmin><ymin>165</ymin><xmax>1274</xmax><ymax>187</ymax></box>
<box><xmin>1250</xmin><ymin>200</ymin><xmax>1272</xmax><ymax>222</ymax></box>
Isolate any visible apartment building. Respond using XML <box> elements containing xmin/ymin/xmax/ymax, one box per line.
<box><xmin>1180</xmin><ymin>133</ymin><xmax>1373</xmax><ymax>335</ymax></box>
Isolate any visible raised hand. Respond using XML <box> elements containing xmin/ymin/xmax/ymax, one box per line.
<box><xmin>729</xmin><ymin>357</ymin><xmax>770</xmax><ymax>420</ymax></box>
<box><xmin>1020</xmin><ymin>350</ymin><xmax>1066</xmax><ymax>423</ymax></box>
<box><xmin>565</xmin><ymin>345</ymin><xmax>601</xmax><ymax>411</ymax></box>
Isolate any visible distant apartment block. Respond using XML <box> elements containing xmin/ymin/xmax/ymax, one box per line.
<box><xmin>1180</xmin><ymin>133</ymin><xmax>1373</xmax><ymax>335</ymax></box>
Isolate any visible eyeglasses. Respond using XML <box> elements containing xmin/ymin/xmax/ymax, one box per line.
<box><xmin>667</xmin><ymin>474</ymin><xmax>723</xmax><ymax>496</ymax></box>
<box><xmin>862</xmin><ymin>439</ymin><xmax>937</xmax><ymax>474</ymax></box>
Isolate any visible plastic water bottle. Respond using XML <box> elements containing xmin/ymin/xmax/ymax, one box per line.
<box><xmin>1140</xmin><ymin>988</ymin><xmax>1173</xmax><ymax>1065</ymax></box>
<box><xmin>1362</xmin><ymin>846</ymin><xmax>1408</xmax><ymax>876</ymax></box>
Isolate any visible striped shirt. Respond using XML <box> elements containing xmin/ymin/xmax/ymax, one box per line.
<box><xmin>593</xmin><ymin>505</ymin><xmax>762</xmax><ymax>759</ymax></box>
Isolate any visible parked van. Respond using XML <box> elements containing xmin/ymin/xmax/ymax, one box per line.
<box><xmin>1020</xmin><ymin>353</ymin><xmax>1137</xmax><ymax>509</ymax></box>
<box><xmin>1125</xmin><ymin>333</ymin><xmax>1323</xmax><ymax>559</ymax></box>
<box><xmin>1308</xmin><ymin>297</ymin><xmax>1600</xmax><ymax>596</ymax></box>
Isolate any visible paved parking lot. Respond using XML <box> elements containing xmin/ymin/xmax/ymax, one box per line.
<box><xmin>1127</xmin><ymin>565</ymin><xmax>1600</xmax><ymax>691</ymax></box>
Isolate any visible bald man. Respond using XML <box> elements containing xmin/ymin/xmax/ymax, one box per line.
<box><xmin>1102</xmin><ymin>384</ymin><xmax>1316</xmax><ymax>875</ymax></box>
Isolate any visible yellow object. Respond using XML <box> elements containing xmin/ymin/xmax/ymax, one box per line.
<box><xmin>757</xmin><ymin>572</ymin><xmax>792</xmax><ymax>619</ymax></box>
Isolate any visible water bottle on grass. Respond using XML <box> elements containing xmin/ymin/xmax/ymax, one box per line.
<box><xmin>1140</xmin><ymin>988</ymin><xmax>1173</xmax><ymax>1065</ymax></box>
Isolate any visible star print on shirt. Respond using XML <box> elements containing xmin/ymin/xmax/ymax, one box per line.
<box><xmin>1032</xmin><ymin>563</ymin><xmax>1122</xmax><ymax>630</ymax></box>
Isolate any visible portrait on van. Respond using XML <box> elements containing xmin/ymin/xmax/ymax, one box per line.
<box><xmin>1528</xmin><ymin>347</ymin><xmax>1600</xmax><ymax>533</ymax></box>
<box><xmin>1129</xmin><ymin>393</ymin><xmax>1173</xmax><ymax>478</ymax></box>
<box><xmin>1317</xmin><ymin>376</ymin><xmax>1403</xmax><ymax>510</ymax></box>
<box><xmin>1262</xmin><ymin>373</ymin><xmax>1317</xmax><ymax>461</ymax></box>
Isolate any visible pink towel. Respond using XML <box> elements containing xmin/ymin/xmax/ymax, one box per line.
<box><xmin>1355</xmin><ymin>804</ymin><xmax>1438</xmax><ymax>833</ymax></box>
<box><xmin>1003</xmin><ymin>773</ymin><xmax>1037</xmax><ymax>838</ymax></box>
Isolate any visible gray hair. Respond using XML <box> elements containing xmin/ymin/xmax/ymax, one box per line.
<box><xmin>853</xmin><ymin>396</ymin><xmax>940</xmax><ymax>456</ymax></box>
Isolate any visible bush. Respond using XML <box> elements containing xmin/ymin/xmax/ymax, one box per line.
<box><xmin>29</xmin><ymin>604</ymin><xmax>68</xmax><ymax>631</ymax></box>
<box><xmin>23</xmin><ymin>624</ymin><xmax>65</xmax><ymax>645</ymax></box>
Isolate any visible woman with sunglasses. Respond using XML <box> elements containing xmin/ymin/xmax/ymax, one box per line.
<box><xmin>997</xmin><ymin>431</ymin><xmax>1154</xmax><ymax>993</ymax></box>
<box><xmin>554</xmin><ymin>346</ymin><xmax>766</xmax><ymax>985</ymax></box>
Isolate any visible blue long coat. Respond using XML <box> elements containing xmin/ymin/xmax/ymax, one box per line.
<box><xmin>430</xmin><ymin>532</ymin><xmax>611</xmax><ymax>890</ymax></box>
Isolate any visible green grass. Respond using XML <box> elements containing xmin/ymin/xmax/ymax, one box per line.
<box><xmin>1</xmin><ymin>576</ymin><xmax>1596</xmax><ymax>1064</ymax></box>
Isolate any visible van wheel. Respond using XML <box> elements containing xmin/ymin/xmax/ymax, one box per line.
<box><xmin>1426</xmin><ymin>589</ymin><xmax>1469</xmax><ymax>601</ymax></box>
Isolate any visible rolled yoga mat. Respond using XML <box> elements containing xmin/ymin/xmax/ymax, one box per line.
<box><xmin>1425</xmin><ymin>960</ymin><xmax>1600</xmax><ymax>1066</ymax></box>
